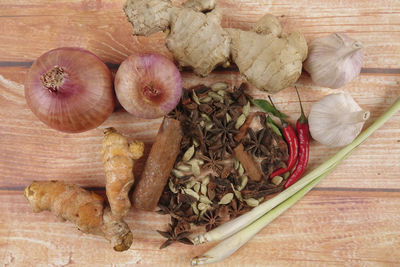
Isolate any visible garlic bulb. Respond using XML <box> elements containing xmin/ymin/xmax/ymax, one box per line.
<box><xmin>309</xmin><ymin>92</ymin><xmax>370</xmax><ymax>147</ymax></box>
<box><xmin>304</xmin><ymin>33</ymin><xmax>364</xmax><ymax>89</ymax></box>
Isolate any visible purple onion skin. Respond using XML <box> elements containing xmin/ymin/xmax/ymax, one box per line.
<box><xmin>24</xmin><ymin>47</ymin><xmax>115</xmax><ymax>133</ymax></box>
<box><xmin>114</xmin><ymin>53</ymin><xmax>182</xmax><ymax>119</ymax></box>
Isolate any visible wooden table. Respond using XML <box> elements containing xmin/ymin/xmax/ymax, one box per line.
<box><xmin>1</xmin><ymin>1</ymin><xmax>399</xmax><ymax>266</ymax></box>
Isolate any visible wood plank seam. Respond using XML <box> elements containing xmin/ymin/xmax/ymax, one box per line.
<box><xmin>0</xmin><ymin>61</ymin><xmax>399</xmax><ymax>74</ymax></box>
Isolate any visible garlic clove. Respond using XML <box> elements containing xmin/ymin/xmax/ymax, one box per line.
<box><xmin>304</xmin><ymin>33</ymin><xmax>364</xmax><ymax>89</ymax></box>
<box><xmin>309</xmin><ymin>92</ymin><xmax>370</xmax><ymax>147</ymax></box>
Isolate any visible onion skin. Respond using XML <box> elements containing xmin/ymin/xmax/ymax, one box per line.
<box><xmin>114</xmin><ymin>53</ymin><xmax>182</xmax><ymax>119</ymax></box>
<box><xmin>24</xmin><ymin>47</ymin><xmax>115</xmax><ymax>133</ymax></box>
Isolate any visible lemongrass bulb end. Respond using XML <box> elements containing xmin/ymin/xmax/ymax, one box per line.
<box><xmin>189</xmin><ymin>233</ymin><xmax>207</xmax><ymax>245</ymax></box>
<box><xmin>362</xmin><ymin>110</ymin><xmax>370</xmax><ymax>121</ymax></box>
<box><xmin>191</xmin><ymin>256</ymin><xmax>210</xmax><ymax>266</ymax></box>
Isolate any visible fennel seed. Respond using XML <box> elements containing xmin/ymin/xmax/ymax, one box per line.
<box><xmin>199</xmin><ymin>195</ymin><xmax>212</xmax><ymax>205</ymax></box>
<box><xmin>191</xmin><ymin>161</ymin><xmax>201</xmax><ymax>177</ymax></box>
<box><xmin>201</xmin><ymin>184</ymin><xmax>207</xmax><ymax>196</ymax></box>
<box><xmin>176</xmin><ymin>163</ymin><xmax>191</xmax><ymax>172</ymax></box>
<box><xmin>191</xmin><ymin>202</ymin><xmax>199</xmax><ymax>215</ymax></box>
<box><xmin>193</xmin><ymin>182</ymin><xmax>201</xmax><ymax>193</ymax></box>
<box><xmin>192</xmin><ymin>90</ymin><xmax>200</xmax><ymax>105</ymax></box>
<box><xmin>201</xmin><ymin>113</ymin><xmax>211</xmax><ymax>122</ymax></box>
<box><xmin>198</xmin><ymin>202</ymin><xmax>210</xmax><ymax>211</ymax></box>
<box><xmin>233</xmin><ymin>158</ymin><xmax>239</xmax><ymax>170</ymax></box>
<box><xmin>211</xmin><ymin>82</ymin><xmax>228</xmax><ymax>91</ymax></box>
<box><xmin>183</xmin><ymin>145</ymin><xmax>195</xmax><ymax>162</ymax></box>
<box><xmin>185</xmin><ymin>180</ymin><xmax>196</xmax><ymax>189</ymax></box>
<box><xmin>217</xmin><ymin>90</ymin><xmax>226</xmax><ymax>97</ymax></box>
<box><xmin>238</xmin><ymin>164</ymin><xmax>245</xmax><ymax>176</ymax></box>
<box><xmin>271</xmin><ymin>175</ymin><xmax>283</xmax><ymax>186</ymax></box>
<box><xmin>185</xmin><ymin>188</ymin><xmax>200</xmax><ymax>200</ymax></box>
<box><xmin>242</xmin><ymin>101</ymin><xmax>251</xmax><ymax>117</ymax></box>
<box><xmin>237</xmin><ymin>176</ymin><xmax>248</xmax><ymax>191</ymax></box>
<box><xmin>244</xmin><ymin>198</ymin><xmax>259</xmax><ymax>207</ymax></box>
<box><xmin>202</xmin><ymin>175</ymin><xmax>210</xmax><ymax>185</ymax></box>
<box><xmin>168</xmin><ymin>180</ymin><xmax>178</xmax><ymax>194</ymax></box>
<box><xmin>200</xmin><ymin>96</ymin><xmax>212</xmax><ymax>103</ymax></box>
<box><xmin>235</xmin><ymin>114</ymin><xmax>246</xmax><ymax>129</ymax></box>
<box><xmin>226</xmin><ymin>113</ymin><xmax>232</xmax><ymax>123</ymax></box>
<box><xmin>218</xmin><ymin>193</ymin><xmax>234</xmax><ymax>205</ymax></box>
<box><xmin>172</xmin><ymin>169</ymin><xmax>184</xmax><ymax>178</ymax></box>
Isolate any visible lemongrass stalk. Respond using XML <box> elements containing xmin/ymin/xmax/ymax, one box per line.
<box><xmin>191</xmin><ymin>97</ymin><xmax>400</xmax><ymax>245</ymax></box>
<box><xmin>190</xmin><ymin>163</ymin><xmax>338</xmax><ymax>266</ymax></box>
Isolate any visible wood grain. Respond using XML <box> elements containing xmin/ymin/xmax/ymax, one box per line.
<box><xmin>1</xmin><ymin>0</ymin><xmax>400</xmax><ymax>266</ymax></box>
<box><xmin>0</xmin><ymin>0</ymin><xmax>399</xmax><ymax>68</ymax></box>
<box><xmin>1</xmin><ymin>190</ymin><xmax>399</xmax><ymax>266</ymax></box>
<box><xmin>1</xmin><ymin>67</ymin><xmax>399</xmax><ymax>189</ymax></box>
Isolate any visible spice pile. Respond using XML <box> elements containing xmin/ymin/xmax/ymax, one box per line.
<box><xmin>156</xmin><ymin>83</ymin><xmax>289</xmax><ymax>248</ymax></box>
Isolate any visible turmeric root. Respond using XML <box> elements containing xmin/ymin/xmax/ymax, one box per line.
<box><xmin>24</xmin><ymin>181</ymin><xmax>133</xmax><ymax>251</ymax></box>
<box><xmin>123</xmin><ymin>0</ymin><xmax>308</xmax><ymax>93</ymax></box>
<box><xmin>101</xmin><ymin>127</ymin><xmax>144</xmax><ymax>218</ymax></box>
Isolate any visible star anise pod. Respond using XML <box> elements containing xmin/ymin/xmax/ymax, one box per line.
<box><xmin>157</xmin><ymin>197</ymin><xmax>185</xmax><ymax>219</ymax></box>
<box><xmin>157</xmin><ymin>218</ymin><xmax>193</xmax><ymax>249</ymax></box>
<box><xmin>229</xmin><ymin>199</ymin><xmax>249</xmax><ymax>219</ymax></box>
<box><xmin>200</xmin><ymin>209</ymin><xmax>222</xmax><ymax>231</ymax></box>
<box><xmin>231</xmin><ymin>83</ymin><xmax>249</xmax><ymax>105</ymax></box>
<box><xmin>195</xmin><ymin>123</ymin><xmax>209</xmax><ymax>154</ymax></box>
<box><xmin>181</xmin><ymin>110</ymin><xmax>201</xmax><ymax>140</ymax></box>
<box><xmin>261</xmin><ymin>158</ymin><xmax>280</xmax><ymax>177</ymax></box>
<box><xmin>244</xmin><ymin>128</ymin><xmax>269</xmax><ymax>158</ymax></box>
<box><xmin>213</xmin><ymin>101</ymin><xmax>233</xmax><ymax>119</ymax></box>
<box><xmin>180</xmin><ymin>135</ymin><xmax>192</xmax><ymax>153</ymax></box>
<box><xmin>208</xmin><ymin>116</ymin><xmax>239</xmax><ymax>158</ymax></box>
<box><xmin>174</xmin><ymin>219</ymin><xmax>191</xmax><ymax>235</ymax></box>
<box><xmin>198</xmin><ymin>151</ymin><xmax>224</xmax><ymax>174</ymax></box>
<box><xmin>168</xmin><ymin>104</ymin><xmax>187</xmax><ymax>122</ymax></box>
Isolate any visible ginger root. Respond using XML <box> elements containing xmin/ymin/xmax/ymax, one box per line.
<box><xmin>228</xmin><ymin>28</ymin><xmax>307</xmax><ymax>94</ymax></box>
<box><xmin>124</xmin><ymin>0</ymin><xmax>230</xmax><ymax>77</ymax></box>
<box><xmin>24</xmin><ymin>181</ymin><xmax>133</xmax><ymax>251</ymax></box>
<box><xmin>123</xmin><ymin>0</ymin><xmax>308</xmax><ymax>93</ymax></box>
<box><xmin>102</xmin><ymin>127</ymin><xmax>144</xmax><ymax>218</ymax></box>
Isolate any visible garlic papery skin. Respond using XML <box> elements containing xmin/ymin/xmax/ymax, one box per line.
<box><xmin>304</xmin><ymin>33</ymin><xmax>364</xmax><ymax>89</ymax></box>
<box><xmin>309</xmin><ymin>92</ymin><xmax>370</xmax><ymax>147</ymax></box>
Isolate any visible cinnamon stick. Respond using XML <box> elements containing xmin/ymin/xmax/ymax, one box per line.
<box><xmin>132</xmin><ymin>117</ymin><xmax>183</xmax><ymax>211</ymax></box>
<box><xmin>233</xmin><ymin>143</ymin><xmax>262</xmax><ymax>181</ymax></box>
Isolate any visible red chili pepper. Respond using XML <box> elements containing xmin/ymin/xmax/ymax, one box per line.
<box><xmin>284</xmin><ymin>88</ymin><xmax>310</xmax><ymax>188</ymax></box>
<box><xmin>269</xmin><ymin>122</ymin><xmax>299</xmax><ymax>178</ymax></box>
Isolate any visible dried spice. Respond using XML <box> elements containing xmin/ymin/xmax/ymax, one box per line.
<box><xmin>198</xmin><ymin>151</ymin><xmax>224</xmax><ymax>174</ymax></box>
<box><xmin>157</xmin><ymin>83</ymin><xmax>289</xmax><ymax>248</ymax></box>
<box><xmin>244</xmin><ymin>128</ymin><xmax>269</xmax><ymax>158</ymax></box>
<box><xmin>229</xmin><ymin>198</ymin><xmax>249</xmax><ymax>218</ymax></box>
<box><xmin>157</xmin><ymin>218</ymin><xmax>193</xmax><ymax>249</ymax></box>
<box><xmin>208</xmin><ymin>116</ymin><xmax>239</xmax><ymax>157</ymax></box>
<box><xmin>200</xmin><ymin>209</ymin><xmax>222</xmax><ymax>231</ymax></box>
<box><xmin>233</xmin><ymin>144</ymin><xmax>263</xmax><ymax>182</ymax></box>
<box><xmin>133</xmin><ymin>117</ymin><xmax>183</xmax><ymax>211</ymax></box>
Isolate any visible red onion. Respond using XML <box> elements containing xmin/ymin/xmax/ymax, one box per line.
<box><xmin>25</xmin><ymin>47</ymin><xmax>114</xmax><ymax>133</ymax></box>
<box><xmin>114</xmin><ymin>53</ymin><xmax>182</xmax><ymax>119</ymax></box>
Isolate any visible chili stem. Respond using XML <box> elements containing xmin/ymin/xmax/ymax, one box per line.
<box><xmin>190</xmin><ymin>97</ymin><xmax>400</xmax><ymax>245</ymax></box>
<box><xmin>295</xmin><ymin>86</ymin><xmax>307</xmax><ymax>124</ymax></box>
<box><xmin>190</xmin><ymin>159</ymin><xmax>343</xmax><ymax>266</ymax></box>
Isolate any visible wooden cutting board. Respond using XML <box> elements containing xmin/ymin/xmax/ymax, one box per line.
<box><xmin>1</xmin><ymin>0</ymin><xmax>399</xmax><ymax>266</ymax></box>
